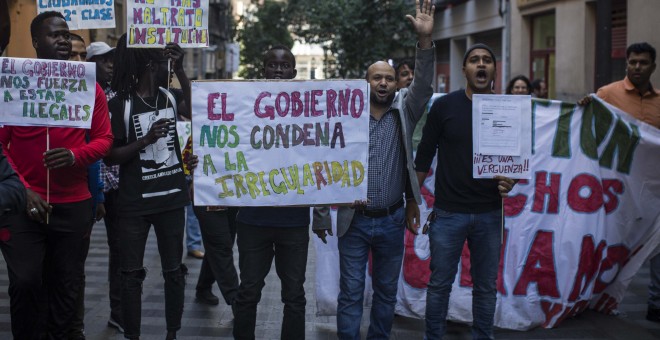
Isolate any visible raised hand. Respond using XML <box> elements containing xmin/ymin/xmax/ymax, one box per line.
<box><xmin>406</xmin><ymin>0</ymin><xmax>435</xmax><ymax>48</ymax></box>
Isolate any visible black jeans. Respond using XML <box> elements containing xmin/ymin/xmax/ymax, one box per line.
<box><xmin>0</xmin><ymin>199</ymin><xmax>91</xmax><ymax>339</ymax></box>
<box><xmin>118</xmin><ymin>207</ymin><xmax>186</xmax><ymax>339</ymax></box>
<box><xmin>193</xmin><ymin>206</ymin><xmax>239</xmax><ymax>305</ymax></box>
<box><xmin>69</xmin><ymin>210</ymin><xmax>96</xmax><ymax>337</ymax></box>
<box><xmin>233</xmin><ymin>222</ymin><xmax>309</xmax><ymax>340</ymax></box>
<box><xmin>103</xmin><ymin>189</ymin><xmax>123</xmax><ymax>324</ymax></box>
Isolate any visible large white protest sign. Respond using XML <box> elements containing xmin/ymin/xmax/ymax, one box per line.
<box><xmin>191</xmin><ymin>80</ymin><xmax>370</xmax><ymax>206</ymax></box>
<box><xmin>472</xmin><ymin>94</ymin><xmax>532</xmax><ymax>179</ymax></box>
<box><xmin>127</xmin><ymin>0</ymin><xmax>209</xmax><ymax>47</ymax></box>
<box><xmin>315</xmin><ymin>96</ymin><xmax>660</xmax><ymax>331</ymax></box>
<box><xmin>37</xmin><ymin>0</ymin><xmax>116</xmax><ymax>30</ymax></box>
<box><xmin>0</xmin><ymin>57</ymin><xmax>96</xmax><ymax>128</ymax></box>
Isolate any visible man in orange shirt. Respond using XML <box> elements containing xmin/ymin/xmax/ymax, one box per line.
<box><xmin>596</xmin><ymin>42</ymin><xmax>659</xmax><ymax>128</ymax></box>
<box><xmin>595</xmin><ymin>42</ymin><xmax>660</xmax><ymax>322</ymax></box>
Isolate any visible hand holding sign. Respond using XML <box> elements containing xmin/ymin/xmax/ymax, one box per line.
<box><xmin>494</xmin><ymin>175</ymin><xmax>516</xmax><ymax>198</ymax></box>
<box><xmin>44</xmin><ymin>148</ymin><xmax>75</xmax><ymax>169</ymax></box>
<box><xmin>164</xmin><ymin>43</ymin><xmax>185</xmax><ymax>73</ymax></box>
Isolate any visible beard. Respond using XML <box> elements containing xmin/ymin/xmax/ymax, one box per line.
<box><xmin>370</xmin><ymin>91</ymin><xmax>396</xmax><ymax>107</ymax></box>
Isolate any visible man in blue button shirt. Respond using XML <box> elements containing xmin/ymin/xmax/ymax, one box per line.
<box><xmin>313</xmin><ymin>1</ymin><xmax>436</xmax><ymax>338</ymax></box>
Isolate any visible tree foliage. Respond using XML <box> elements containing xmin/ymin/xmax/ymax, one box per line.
<box><xmin>286</xmin><ymin>0</ymin><xmax>417</xmax><ymax>78</ymax></box>
<box><xmin>235</xmin><ymin>0</ymin><xmax>293</xmax><ymax>79</ymax></box>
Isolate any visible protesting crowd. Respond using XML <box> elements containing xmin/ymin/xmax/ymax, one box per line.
<box><xmin>0</xmin><ymin>0</ymin><xmax>659</xmax><ymax>339</ymax></box>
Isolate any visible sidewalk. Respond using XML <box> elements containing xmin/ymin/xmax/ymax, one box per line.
<box><xmin>0</xmin><ymin>220</ymin><xmax>659</xmax><ymax>339</ymax></box>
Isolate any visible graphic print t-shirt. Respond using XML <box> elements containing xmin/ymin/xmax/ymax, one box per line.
<box><xmin>108</xmin><ymin>89</ymin><xmax>189</xmax><ymax>216</ymax></box>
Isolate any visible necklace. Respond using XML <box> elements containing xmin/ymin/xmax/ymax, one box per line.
<box><xmin>136</xmin><ymin>90</ymin><xmax>159</xmax><ymax>110</ymax></box>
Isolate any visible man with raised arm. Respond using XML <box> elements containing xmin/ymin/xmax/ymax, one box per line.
<box><xmin>313</xmin><ymin>1</ymin><xmax>436</xmax><ymax>338</ymax></box>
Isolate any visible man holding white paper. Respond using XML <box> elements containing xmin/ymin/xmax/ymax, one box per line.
<box><xmin>414</xmin><ymin>43</ymin><xmax>515</xmax><ymax>339</ymax></box>
<box><xmin>0</xmin><ymin>11</ymin><xmax>112</xmax><ymax>339</ymax></box>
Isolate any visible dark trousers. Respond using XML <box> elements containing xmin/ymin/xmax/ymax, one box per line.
<box><xmin>103</xmin><ymin>189</ymin><xmax>122</xmax><ymax>323</ymax></box>
<box><xmin>193</xmin><ymin>206</ymin><xmax>239</xmax><ymax>305</ymax></box>
<box><xmin>69</xmin><ymin>212</ymin><xmax>95</xmax><ymax>337</ymax></box>
<box><xmin>118</xmin><ymin>208</ymin><xmax>186</xmax><ymax>339</ymax></box>
<box><xmin>0</xmin><ymin>199</ymin><xmax>91</xmax><ymax>340</ymax></box>
<box><xmin>233</xmin><ymin>222</ymin><xmax>309</xmax><ymax>340</ymax></box>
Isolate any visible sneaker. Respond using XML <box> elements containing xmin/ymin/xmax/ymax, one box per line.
<box><xmin>187</xmin><ymin>250</ymin><xmax>204</xmax><ymax>259</ymax></box>
<box><xmin>108</xmin><ymin>317</ymin><xmax>125</xmax><ymax>333</ymax></box>
<box><xmin>196</xmin><ymin>289</ymin><xmax>220</xmax><ymax>305</ymax></box>
<box><xmin>647</xmin><ymin>307</ymin><xmax>660</xmax><ymax>323</ymax></box>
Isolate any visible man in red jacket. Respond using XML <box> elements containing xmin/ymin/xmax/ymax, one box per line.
<box><xmin>0</xmin><ymin>11</ymin><xmax>113</xmax><ymax>339</ymax></box>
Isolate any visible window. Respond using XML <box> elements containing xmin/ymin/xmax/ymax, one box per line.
<box><xmin>530</xmin><ymin>12</ymin><xmax>555</xmax><ymax>98</ymax></box>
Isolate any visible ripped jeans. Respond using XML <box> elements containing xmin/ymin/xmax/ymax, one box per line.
<box><xmin>117</xmin><ymin>208</ymin><xmax>186</xmax><ymax>339</ymax></box>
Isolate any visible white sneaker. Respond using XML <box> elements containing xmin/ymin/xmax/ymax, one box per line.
<box><xmin>107</xmin><ymin>317</ymin><xmax>125</xmax><ymax>333</ymax></box>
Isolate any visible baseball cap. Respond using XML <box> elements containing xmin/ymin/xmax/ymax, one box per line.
<box><xmin>86</xmin><ymin>42</ymin><xmax>115</xmax><ymax>61</ymax></box>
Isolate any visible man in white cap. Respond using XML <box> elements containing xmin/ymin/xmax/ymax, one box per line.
<box><xmin>87</xmin><ymin>42</ymin><xmax>115</xmax><ymax>99</ymax></box>
<box><xmin>88</xmin><ymin>40</ymin><xmax>124</xmax><ymax>333</ymax></box>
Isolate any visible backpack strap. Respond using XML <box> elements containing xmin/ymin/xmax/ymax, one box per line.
<box><xmin>123</xmin><ymin>89</ymin><xmax>176</xmax><ymax>141</ymax></box>
<box><xmin>159</xmin><ymin>87</ymin><xmax>177</xmax><ymax>117</ymax></box>
<box><xmin>124</xmin><ymin>96</ymin><xmax>132</xmax><ymax>141</ymax></box>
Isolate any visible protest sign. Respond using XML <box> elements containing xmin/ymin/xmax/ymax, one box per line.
<box><xmin>176</xmin><ymin>120</ymin><xmax>193</xmax><ymax>175</ymax></box>
<box><xmin>314</xmin><ymin>96</ymin><xmax>660</xmax><ymax>330</ymax></box>
<box><xmin>176</xmin><ymin>120</ymin><xmax>191</xmax><ymax>149</ymax></box>
<box><xmin>127</xmin><ymin>0</ymin><xmax>209</xmax><ymax>48</ymax></box>
<box><xmin>0</xmin><ymin>57</ymin><xmax>96</xmax><ymax>128</ymax></box>
<box><xmin>37</xmin><ymin>0</ymin><xmax>116</xmax><ymax>30</ymax></box>
<box><xmin>191</xmin><ymin>80</ymin><xmax>370</xmax><ymax>206</ymax></box>
<box><xmin>472</xmin><ymin>94</ymin><xmax>532</xmax><ymax>179</ymax></box>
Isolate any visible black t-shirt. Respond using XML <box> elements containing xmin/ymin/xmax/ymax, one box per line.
<box><xmin>414</xmin><ymin>89</ymin><xmax>501</xmax><ymax>213</ymax></box>
<box><xmin>108</xmin><ymin>89</ymin><xmax>190</xmax><ymax>216</ymax></box>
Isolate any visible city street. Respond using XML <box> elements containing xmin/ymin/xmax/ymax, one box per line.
<box><xmin>1</xmin><ymin>221</ymin><xmax>659</xmax><ymax>339</ymax></box>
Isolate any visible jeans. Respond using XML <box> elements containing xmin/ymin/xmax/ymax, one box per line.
<box><xmin>193</xmin><ymin>206</ymin><xmax>239</xmax><ymax>305</ymax></box>
<box><xmin>118</xmin><ymin>207</ymin><xmax>186</xmax><ymax>339</ymax></box>
<box><xmin>186</xmin><ymin>203</ymin><xmax>203</xmax><ymax>252</ymax></box>
<box><xmin>649</xmin><ymin>252</ymin><xmax>660</xmax><ymax>309</ymax></box>
<box><xmin>233</xmin><ymin>222</ymin><xmax>309</xmax><ymax>340</ymax></box>
<box><xmin>103</xmin><ymin>189</ymin><xmax>123</xmax><ymax>324</ymax></box>
<box><xmin>0</xmin><ymin>199</ymin><xmax>91</xmax><ymax>340</ymax></box>
<box><xmin>337</xmin><ymin>206</ymin><xmax>405</xmax><ymax>340</ymax></box>
<box><xmin>69</xmin><ymin>211</ymin><xmax>96</xmax><ymax>337</ymax></box>
<box><xmin>425</xmin><ymin>207</ymin><xmax>502</xmax><ymax>340</ymax></box>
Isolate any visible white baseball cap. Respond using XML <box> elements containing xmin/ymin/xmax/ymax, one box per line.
<box><xmin>86</xmin><ymin>42</ymin><xmax>115</xmax><ymax>61</ymax></box>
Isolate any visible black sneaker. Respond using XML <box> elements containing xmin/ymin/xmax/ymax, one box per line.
<box><xmin>196</xmin><ymin>289</ymin><xmax>220</xmax><ymax>305</ymax></box>
<box><xmin>647</xmin><ymin>307</ymin><xmax>660</xmax><ymax>323</ymax></box>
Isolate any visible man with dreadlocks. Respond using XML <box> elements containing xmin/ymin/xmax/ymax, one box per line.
<box><xmin>104</xmin><ymin>33</ymin><xmax>191</xmax><ymax>340</ymax></box>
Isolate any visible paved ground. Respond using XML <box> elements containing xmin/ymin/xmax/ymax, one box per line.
<box><xmin>1</xmin><ymin>221</ymin><xmax>659</xmax><ymax>339</ymax></box>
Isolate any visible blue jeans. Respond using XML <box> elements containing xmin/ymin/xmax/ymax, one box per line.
<box><xmin>186</xmin><ymin>203</ymin><xmax>203</xmax><ymax>252</ymax></box>
<box><xmin>337</xmin><ymin>206</ymin><xmax>405</xmax><ymax>340</ymax></box>
<box><xmin>425</xmin><ymin>207</ymin><xmax>502</xmax><ymax>340</ymax></box>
